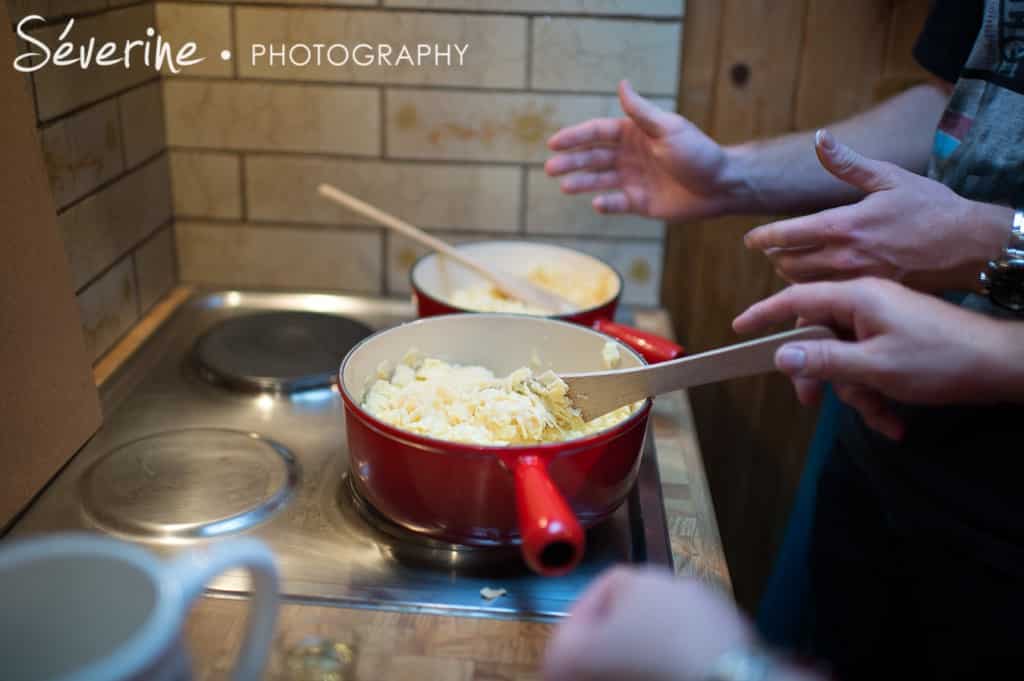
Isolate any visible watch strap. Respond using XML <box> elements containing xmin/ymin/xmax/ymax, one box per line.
<box><xmin>979</xmin><ymin>209</ymin><xmax>1024</xmax><ymax>311</ymax></box>
<box><xmin>1010</xmin><ymin>210</ymin><xmax>1024</xmax><ymax>252</ymax></box>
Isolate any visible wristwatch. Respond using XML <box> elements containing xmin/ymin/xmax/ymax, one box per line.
<box><xmin>979</xmin><ymin>209</ymin><xmax>1024</xmax><ymax>312</ymax></box>
<box><xmin>702</xmin><ymin>645</ymin><xmax>780</xmax><ymax>681</ymax></box>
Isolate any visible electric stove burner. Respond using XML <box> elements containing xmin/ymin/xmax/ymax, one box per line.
<box><xmin>194</xmin><ymin>311</ymin><xmax>373</xmax><ymax>393</ymax></box>
<box><xmin>334</xmin><ymin>473</ymin><xmax>617</xmax><ymax>576</ymax></box>
<box><xmin>80</xmin><ymin>429</ymin><xmax>299</xmax><ymax>539</ymax></box>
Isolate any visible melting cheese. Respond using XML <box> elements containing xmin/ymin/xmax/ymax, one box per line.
<box><xmin>362</xmin><ymin>344</ymin><xmax>635</xmax><ymax>446</ymax></box>
<box><xmin>450</xmin><ymin>263</ymin><xmax>617</xmax><ymax>315</ymax></box>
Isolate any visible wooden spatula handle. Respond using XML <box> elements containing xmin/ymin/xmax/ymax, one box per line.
<box><xmin>565</xmin><ymin>325</ymin><xmax>837</xmax><ymax>421</ymax></box>
<box><xmin>645</xmin><ymin>325</ymin><xmax>836</xmax><ymax>392</ymax></box>
<box><xmin>317</xmin><ymin>183</ymin><xmax>496</xmax><ymax>282</ymax></box>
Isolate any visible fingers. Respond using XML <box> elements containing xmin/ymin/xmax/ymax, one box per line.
<box><xmin>833</xmin><ymin>383</ymin><xmax>905</xmax><ymax>440</ymax></box>
<box><xmin>744</xmin><ymin>208</ymin><xmax>851</xmax><ymax>251</ymax></box>
<box><xmin>733</xmin><ymin>282</ymin><xmax>863</xmax><ymax>335</ymax></box>
<box><xmin>547</xmin><ymin>117</ymin><xmax>623</xmax><ymax>151</ymax></box>
<box><xmin>543</xmin><ymin>567</ymin><xmax>634</xmax><ymax>681</ymax></box>
<box><xmin>775</xmin><ymin>339</ymin><xmax>875</xmax><ymax>385</ymax></box>
<box><xmin>767</xmin><ymin>247</ymin><xmax>872</xmax><ymax>283</ymax></box>
<box><xmin>815</xmin><ymin>128</ymin><xmax>899</xmax><ymax>194</ymax></box>
<box><xmin>792</xmin><ymin>376</ymin><xmax>825</xmax><ymax>406</ymax></box>
<box><xmin>568</xmin><ymin>566</ymin><xmax>632</xmax><ymax>622</ymax></box>
<box><xmin>560</xmin><ymin>170</ymin><xmax>623</xmax><ymax>195</ymax></box>
<box><xmin>545</xmin><ymin>147</ymin><xmax>618</xmax><ymax>177</ymax></box>
<box><xmin>618</xmin><ymin>79</ymin><xmax>671</xmax><ymax>138</ymax></box>
<box><xmin>593</xmin><ymin>192</ymin><xmax>632</xmax><ymax>214</ymax></box>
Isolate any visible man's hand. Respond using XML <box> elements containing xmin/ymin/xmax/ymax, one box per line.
<box><xmin>545</xmin><ymin>80</ymin><xmax>748</xmax><ymax>221</ymax></box>
<box><xmin>543</xmin><ymin>568</ymin><xmax>755</xmax><ymax>681</ymax></box>
<box><xmin>733</xmin><ymin>278</ymin><xmax>1021</xmax><ymax>440</ymax></box>
<box><xmin>744</xmin><ymin>130</ymin><xmax>1009</xmax><ymax>291</ymax></box>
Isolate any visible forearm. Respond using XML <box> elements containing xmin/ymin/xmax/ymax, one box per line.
<box><xmin>719</xmin><ymin>82</ymin><xmax>949</xmax><ymax>214</ymax></box>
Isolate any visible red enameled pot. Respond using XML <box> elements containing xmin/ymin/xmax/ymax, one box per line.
<box><xmin>409</xmin><ymin>240</ymin><xmax>684</xmax><ymax>364</ymax></box>
<box><xmin>338</xmin><ymin>314</ymin><xmax>653</xmax><ymax>576</ymax></box>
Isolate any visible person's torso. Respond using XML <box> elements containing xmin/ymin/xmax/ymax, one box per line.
<box><xmin>839</xmin><ymin>0</ymin><xmax>1024</xmax><ymax>573</ymax></box>
<box><xmin>928</xmin><ymin>0</ymin><xmax>1024</xmax><ymax>206</ymax></box>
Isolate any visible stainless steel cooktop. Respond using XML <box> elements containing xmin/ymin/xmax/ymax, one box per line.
<box><xmin>7</xmin><ymin>290</ymin><xmax>671</xmax><ymax>621</ymax></box>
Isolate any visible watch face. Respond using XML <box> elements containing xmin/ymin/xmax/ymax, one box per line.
<box><xmin>989</xmin><ymin>257</ymin><xmax>1024</xmax><ymax>312</ymax></box>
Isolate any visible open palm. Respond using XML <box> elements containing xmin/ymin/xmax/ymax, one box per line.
<box><xmin>545</xmin><ymin>80</ymin><xmax>730</xmax><ymax>221</ymax></box>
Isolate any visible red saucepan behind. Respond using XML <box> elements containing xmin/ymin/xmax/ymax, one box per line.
<box><xmin>409</xmin><ymin>241</ymin><xmax>684</xmax><ymax>364</ymax></box>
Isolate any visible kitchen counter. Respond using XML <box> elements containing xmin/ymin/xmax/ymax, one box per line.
<box><xmin>97</xmin><ymin>287</ymin><xmax>730</xmax><ymax>681</ymax></box>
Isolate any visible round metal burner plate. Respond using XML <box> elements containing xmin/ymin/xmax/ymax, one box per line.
<box><xmin>81</xmin><ymin>429</ymin><xmax>299</xmax><ymax>539</ymax></box>
<box><xmin>333</xmin><ymin>474</ymin><xmax>530</xmax><ymax>575</ymax></box>
<box><xmin>194</xmin><ymin>311</ymin><xmax>373</xmax><ymax>393</ymax></box>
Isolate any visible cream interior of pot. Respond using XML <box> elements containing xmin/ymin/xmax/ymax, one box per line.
<box><xmin>342</xmin><ymin>314</ymin><xmax>642</xmax><ymax>406</ymax></box>
<box><xmin>411</xmin><ymin>241</ymin><xmax>621</xmax><ymax>310</ymax></box>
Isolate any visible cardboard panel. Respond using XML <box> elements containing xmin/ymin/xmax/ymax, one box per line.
<box><xmin>0</xmin><ymin>11</ymin><xmax>102</xmax><ymax>530</ymax></box>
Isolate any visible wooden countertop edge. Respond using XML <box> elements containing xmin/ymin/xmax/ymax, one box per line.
<box><xmin>633</xmin><ymin>309</ymin><xmax>731</xmax><ymax>592</ymax></box>
<box><xmin>93</xmin><ymin>285</ymin><xmax>196</xmax><ymax>387</ymax></box>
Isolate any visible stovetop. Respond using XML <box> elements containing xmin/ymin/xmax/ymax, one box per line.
<box><xmin>7</xmin><ymin>290</ymin><xmax>671</xmax><ymax>621</ymax></box>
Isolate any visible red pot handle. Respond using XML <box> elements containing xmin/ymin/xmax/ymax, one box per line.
<box><xmin>507</xmin><ymin>454</ymin><xmax>585</xmax><ymax>576</ymax></box>
<box><xmin>592</xmin><ymin>319</ymin><xmax>685</xmax><ymax>364</ymax></box>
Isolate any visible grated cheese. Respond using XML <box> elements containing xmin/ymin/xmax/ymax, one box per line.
<box><xmin>450</xmin><ymin>264</ymin><xmax>617</xmax><ymax>315</ymax></box>
<box><xmin>362</xmin><ymin>344</ymin><xmax>636</xmax><ymax>446</ymax></box>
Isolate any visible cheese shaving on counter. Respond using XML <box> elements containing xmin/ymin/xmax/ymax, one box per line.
<box><xmin>362</xmin><ymin>344</ymin><xmax>635</xmax><ymax>446</ymax></box>
<box><xmin>450</xmin><ymin>263</ymin><xmax>617</xmax><ymax>315</ymax></box>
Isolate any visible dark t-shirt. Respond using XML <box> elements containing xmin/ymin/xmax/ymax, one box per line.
<box><xmin>913</xmin><ymin>0</ymin><xmax>984</xmax><ymax>84</ymax></box>
<box><xmin>834</xmin><ymin>0</ymin><xmax>1024</xmax><ymax>577</ymax></box>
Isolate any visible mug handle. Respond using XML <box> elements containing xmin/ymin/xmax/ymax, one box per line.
<box><xmin>169</xmin><ymin>538</ymin><xmax>280</xmax><ymax>681</ymax></box>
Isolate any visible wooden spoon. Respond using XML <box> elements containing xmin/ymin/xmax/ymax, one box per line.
<box><xmin>317</xmin><ymin>184</ymin><xmax>577</xmax><ymax>314</ymax></box>
<box><xmin>562</xmin><ymin>326</ymin><xmax>836</xmax><ymax>421</ymax></box>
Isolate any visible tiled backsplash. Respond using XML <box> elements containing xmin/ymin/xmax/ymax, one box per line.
<box><xmin>11</xmin><ymin>0</ymin><xmax>682</xmax><ymax>364</ymax></box>
<box><xmin>164</xmin><ymin>1</ymin><xmax>682</xmax><ymax>305</ymax></box>
<box><xmin>11</xmin><ymin>1</ymin><xmax>175</xmax><ymax>363</ymax></box>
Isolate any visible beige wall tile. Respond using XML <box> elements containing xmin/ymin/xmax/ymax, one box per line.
<box><xmin>176</xmin><ymin>221</ymin><xmax>383</xmax><ymax>293</ymax></box>
<box><xmin>170</xmin><ymin>151</ymin><xmax>241</xmax><ymax>219</ymax></box>
<box><xmin>525</xmin><ymin>168</ymin><xmax>663</xmax><ymax>239</ymax></box>
<box><xmin>532</xmin><ymin>17</ymin><xmax>680</xmax><ymax>95</ymax></box>
<box><xmin>39</xmin><ymin>99</ymin><xmax>124</xmax><ymax>209</ymax></box>
<box><xmin>30</xmin><ymin>5</ymin><xmax>159</xmax><ymax>121</ymax></box>
<box><xmin>60</xmin><ymin>155</ymin><xmax>172</xmax><ymax>290</ymax></box>
<box><xmin>119</xmin><ymin>81</ymin><xmax>166</xmax><ymax>167</ymax></box>
<box><xmin>237</xmin><ymin>8</ymin><xmax>526</xmax><ymax>88</ymax></box>
<box><xmin>246</xmin><ymin>155</ymin><xmax>519</xmax><ymax>231</ymax></box>
<box><xmin>134</xmin><ymin>225</ymin><xmax>177</xmax><ymax>312</ymax></box>
<box><xmin>385</xmin><ymin>230</ymin><xmax>494</xmax><ymax>296</ymax></box>
<box><xmin>386</xmin><ymin>89</ymin><xmax>674</xmax><ymax>162</ymax></box>
<box><xmin>7</xmin><ymin>0</ymin><xmax>106</xmax><ymax>20</ymax></box>
<box><xmin>76</xmin><ymin>257</ymin><xmax>138</xmax><ymax>362</ymax></box>
<box><xmin>537</xmin><ymin>237</ymin><xmax>662</xmax><ymax>306</ymax></box>
<box><xmin>382</xmin><ymin>0</ymin><xmax>684</xmax><ymax>17</ymax></box>
<box><xmin>155</xmin><ymin>3</ymin><xmax>232</xmax><ymax>77</ymax></box>
<box><xmin>164</xmin><ymin>80</ymin><xmax>380</xmax><ymax>155</ymax></box>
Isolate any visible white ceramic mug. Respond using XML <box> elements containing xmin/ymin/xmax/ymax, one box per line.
<box><xmin>0</xmin><ymin>533</ymin><xmax>279</xmax><ymax>681</ymax></box>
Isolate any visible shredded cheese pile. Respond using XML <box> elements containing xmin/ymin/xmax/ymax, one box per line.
<box><xmin>362</xmin><ymin>345</ymin><xmax>634</xmax><ymax>446</ymax></box>
<box><xmin>450</xmin><ymin>263</ymin><xmax>617</xmax><ymax>315</ymax></box>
